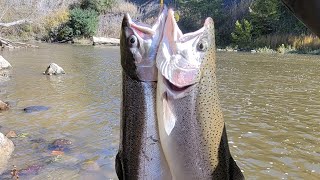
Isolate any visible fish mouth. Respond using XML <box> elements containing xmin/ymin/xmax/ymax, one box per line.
<box><xmin>163</xmin><ymin>76</ymin><xmax>196</xmax><ymax>99</ymax></box>
<box><xmin>121</xmin><ymin>6</ymin><xmax>168</xmax><ymax>82</ymax></box>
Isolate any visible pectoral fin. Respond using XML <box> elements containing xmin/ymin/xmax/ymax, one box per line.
<box><xmin>163</xmin><ymin>96</ymin><xmax>176</xmax><ymax>136</ymax></box>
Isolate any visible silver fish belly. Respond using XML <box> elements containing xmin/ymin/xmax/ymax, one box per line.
<box><xmin>156</xmin><ymin>9</ymin><xmax>244</xmax><ymax>180</ymax></box>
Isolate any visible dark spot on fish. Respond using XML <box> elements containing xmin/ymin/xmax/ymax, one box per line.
<box><xmin>148</xmin><ymin>135</ymin><xmax>159</xmax><ymax>143</ymax></box>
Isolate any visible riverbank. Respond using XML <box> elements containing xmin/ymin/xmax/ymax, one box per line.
<box><xmin>218</xmin><ymin>35</ymin><xmax>320</xmax><ymax>56</ymax></box>
<box><xmin>217</xmin><ymin>47</ymin><xmax>320</xmax><ymax>55</ymax></box>
<box><xmin>0</xmin><ymin>0</ymin><xmax>155</xmax><ymax>45</ymax></box>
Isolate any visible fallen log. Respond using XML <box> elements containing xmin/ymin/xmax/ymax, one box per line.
<box><xmin>0</xmin><ymin>18</ymin><xmax>37</xmax><ymax>49</ymax></box>
<box><xmin>0</xmin><ymin>37</ymin><xmax>38</xmax><ymax>49</ymax></box>
<box><xmin>92</xmin><ymin>36</ymin><xmax>120</xmax><ymax>46</ymax></box>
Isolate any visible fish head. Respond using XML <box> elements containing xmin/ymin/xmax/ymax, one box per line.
<box><xmin>157</xmin><ymin>9</ymin><xmax>215</xmax><ymax>98</ymax></box>
<box><xmin>120</xmin><ymin>7</ymin><xmax>168</xmax><ymax>82</ymax></box>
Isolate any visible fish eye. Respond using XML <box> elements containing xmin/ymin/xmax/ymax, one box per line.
<box><xmin>128</xmin><ymin>35</ymin><xmax>138</xmax><ymax>47</ymax></box>
<box><xmin>197</xmin><ymin>41</ymin><xmax>208</xmax><ymax>51</ymax></box>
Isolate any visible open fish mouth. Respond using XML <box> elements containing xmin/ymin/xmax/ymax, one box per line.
<box><xmin>121</xmin><ymin>6</ymin><xmax>168</xmax><ymax>82</ymax></box>
<box><xmin>164</xmin><ymin>77</ymin><xmax>195</xmax><ymax>92</ymax></box>
<box><xmin>156</xmin><ymin>8</ymin><xmax>205</xmax><ymax>93</ymax></box>
<box><xmin>162</xmin><ymin>76</ymin><xmax>197</xmax><ymax>99</ymax></box>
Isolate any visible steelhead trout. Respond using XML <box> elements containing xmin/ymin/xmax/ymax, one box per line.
<box><xmin>281</xmin><ymin>0</ymin><xmax>320</xmax><ymax>36</ymax></box>
<box><xmin>156</xmin><ymin>10</ymin><xmax>244</xmax><ymax>180</ymax></box>
<box><xmin>116</xmin><ymin>8</ymin><xmax>172</xmax><ymax>180</ymax></box>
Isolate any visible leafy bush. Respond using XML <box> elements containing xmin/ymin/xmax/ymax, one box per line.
<box><xmin>231</xmin><ymin>19</ymin><xmax>252</xmax><ymax>49</ymax></box>
<box><xmin>46</xmin><ymin>8</ymin><xmax>98</xmax><ymax>42</ymax></box>
<box><xmin>69</xmin><ymin>8</ymin><xmax>98</xmax><ymax>37</ymax></box>
<box><xmin>49</xmin><ymin>25</ymin><xmax>74</xmax><ymax>42</ymax></box>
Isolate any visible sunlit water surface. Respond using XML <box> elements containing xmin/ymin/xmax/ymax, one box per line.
<box><xmin>0</xmin><ymin>45</ymin><xmax>319</xmax><ymax>179</ymax></box>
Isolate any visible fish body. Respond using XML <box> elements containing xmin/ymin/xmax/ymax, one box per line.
<box><xmin>156</xmin><ymin>10</ymin><xmax>244</xmax><ymax>180</ymax></box>
<box><xmin>281</xmin><ymin>0</ymin><xmax>320</xmax><ymax>36</ymax></box>
<box><xmin>116</xmin><ymin>8</ymin><xmax>171</xmax><ymax>180</ymax></box>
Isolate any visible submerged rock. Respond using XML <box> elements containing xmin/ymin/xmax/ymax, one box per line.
<box><xmin>48</xmin><ymin>139</ymin><xmax>72</xmax><ymax>152</ymax></box>
<box><xmin>5</xmin><ymin>131</ymin><xmax>17</xmax><ymax>138</ymax></box>
<box><xmin>30</xmin><ymin>138</ymin><xmax>47</xmax><ymax>152</ymax></box>
<box><xmin>23</xmin><ymin>106</ymin><xmax>50</xmax><ymax>113</ymax></box>
<box><xmin>43</xmin><ymin>63</ymin><xmax>65</xmax><ymax>75</ymax></box>
<box><xmin>0</xmin><ymin>132</ymin><xmax>14</xmax><ymax>174</ymax></box>
<box><xmin>0</xmin><ymin>100</ymin><xmax>9</xmax><ymax>111</ymax></box>
<box><xmin>19</xmin><ymin>164</ymin><xmax>44</xmax><ymax>176</ymax></box>
<box><xmin>0</xmin><ymin>55</ymin><xmax>11</xmax><ymax>70</ymax></box>
<box><xmin>81</xmin><ymin>160</ymin><xmax>100</xmax><ymax>171</ymax></box>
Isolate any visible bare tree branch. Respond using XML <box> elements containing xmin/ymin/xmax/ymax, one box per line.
<box><xmin>0</xmin><ymin>19</ymin><xmax>32</xmax><ymax>27</ymax></box>
<box><xmin>0</xmin><ymin>3</ymin><xmax>11</xmax><ymax>21</ymax></box>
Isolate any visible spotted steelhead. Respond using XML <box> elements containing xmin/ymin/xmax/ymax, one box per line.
<box><xmin>156</xmin><ymin>9</ymin><xmax>244</xmax><ymax>179</ymax></box>
<box><xmin>116</xmin><ymin>7</ymin><xmax>172</xmax><ymax>180</ymax></box>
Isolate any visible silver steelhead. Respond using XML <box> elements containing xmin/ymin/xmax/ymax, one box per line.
<box><xmin>116</xmin><ymin>8</ymin><xmax>172</xmax><ymax>180</ymax></box>
<box><xmin>156</xmin><ymin>9</ymin><xmax>244</xmax><ymax>180</ymax></box>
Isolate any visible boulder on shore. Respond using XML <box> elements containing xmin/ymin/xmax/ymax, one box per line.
<box><xmin>0</xmin><ymin>55</ymin><xmax>12</xmax><ymax>70</ymax></box>
<box><xmin>0</xmin><ymin>100</ymin><xmax>9</xmax><ymax>111</ymax></box>
<box><xmin>92</xmin><ymin>36</ymin><xmax>120</xmax><ymax>46</ymax></box>
<box><xmin>0</xmin><ymin>132</ymin><xmax>14</xmax><ymax>174</ymax></box>
<box><xmin>43</xmin><ymin>63</ymin><xmax>65</xmax><ymax>75</ymax></box>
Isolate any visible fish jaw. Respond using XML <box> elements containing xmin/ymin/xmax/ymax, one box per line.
<box><xmin>120</xmin><ymin>6</ymin><xmax>168</xmax><ymax>82</ymax></box>
<box><xmin>156</xmin><ymin>9</ymin><xmax>215</xmax><ymax>99</ymax></box>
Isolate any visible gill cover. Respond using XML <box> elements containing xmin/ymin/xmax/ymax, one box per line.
<box><xmin>156</xmin><ymin>9</ymin><xmax>214</xmax><ymax>88</ymax></box>
<box><xmin>120</xmin><ymin>7</ymin><xmax>168</xmax><ymax>81</ymax></box>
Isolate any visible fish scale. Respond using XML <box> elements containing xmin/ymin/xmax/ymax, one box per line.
<box><xmin>156</xmin><ymin>9</ymin><xmax>244</xmax><ymax>180</ymax></box>
<box><xmin>118</xmin><ymin>73</ymin><xmax>168</xmax><ymax>179</ymax></box>
<box><xmin>116</xmin><ymin>8</ymin><xmax>172</xmax><ymax>180</ymax></box>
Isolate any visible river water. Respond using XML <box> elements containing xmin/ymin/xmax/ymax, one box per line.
<box><xmin>0</xmin><ymin>44</ymin><xmax>319</xmax><ymax>179</ymax></box>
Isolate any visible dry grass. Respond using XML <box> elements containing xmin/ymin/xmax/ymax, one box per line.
<box><xmin>290</xmin><ymin>35</ymin><xmax>320</xmax><ymax>51</ymax></box>
<box><xmin>97</xmin><ymin>14</ymin><xmax>123</xmax><ymax>38</ymax></box>
<box><xmin>254</xmin><ymin>34</ymin><xmax>291</xmax><ymax>49</ymax></box>
<box><xmin>253</xmin><ymin>34</ymin><xmax>320</xmax><ymax>53</ymax></box>
<box><xmin>96</xmin><ymin>1</ymin><xmax>159</xmax><ymax>38</ymax></box>
<box><xmin>108</xmin><ymin>0</ymin><xmax>140</xmax><ymax>18</ymax></box>
<box><xmin>96</xmin><ymin>0</ymin><xmax>141</xmax><ymax>38</ymax></box>
<box><xmin>42</xmin><ymin>9</ymin><xmax>70</xmax><ymax>31</ymax></box>
<box><xmin>0</xmin><ymin>0</ymin><xmax>78</xmax><ymax>39</ymax></box>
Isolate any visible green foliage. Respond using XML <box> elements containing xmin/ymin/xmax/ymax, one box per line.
<box><xmin>47</xmin><ymin>8</ymin><xmax>98</xmax><ymax>42</ymax></box>
<box><xmin>49</xmin><ymin>25</ymin><xmax>74</xmax><ymax>42</ymax></box>
<box><xmin>249</xmin><ymin>0</ymin><xmax>280</xmax><ymax>37</ymax></box>
<box><xmin>80</xmin><ymin>0</ymin><xmax>115</xmax><ymax>13</ymax></box>
<box><xmin>231</xmin><ymin>19</ymin><xmax>252</xmax><ymax>49</ymax></box>
<box><xmin>275</xmin><ymin>4</ymin><xmax>308</xmax><ymax>35</ymax></box>
<box><xmin>175</xmin><ymin>0</ymin><xmax>310</xmax><ymax>49</ymax></box>
<box><xmin>177</xmin><ymin>0</ymin><xmax>224</xmax><ymax>32</ymax></box>
<box><xmin>69</xmin><ymin>8</ymin><xmax>98</xmax><ymax>37</ymax></box>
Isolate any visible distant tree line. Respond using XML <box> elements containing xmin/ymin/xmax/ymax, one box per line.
<box><xmin>176</xmin><ymin>0</ymin><xmax>313</xmax><ymax>50</ymax></box>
